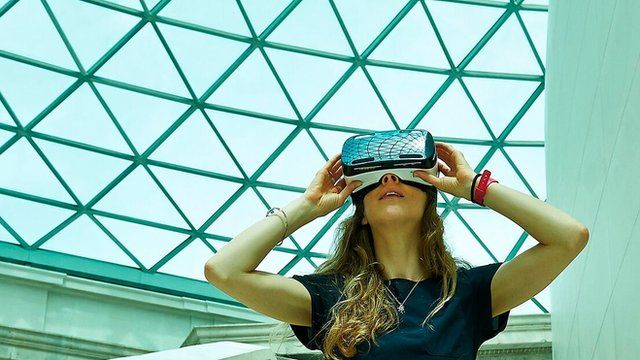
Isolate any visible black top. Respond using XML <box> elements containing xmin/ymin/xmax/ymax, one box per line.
<box><xmin>289</xmin><ymin>262</ymin><xmax>510</xmax><ymax>359</ymax></box>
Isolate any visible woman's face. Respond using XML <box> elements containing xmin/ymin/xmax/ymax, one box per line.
<box><xmin>361</xmin><ymin>173</ymin><xmax>428</xmax><ymax>227</ymax></box>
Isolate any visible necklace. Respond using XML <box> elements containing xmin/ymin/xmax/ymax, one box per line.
<box><xmin>384</xmin><ymin>278</ymin><xmax>424</xmax><ymax>314</ymax></box>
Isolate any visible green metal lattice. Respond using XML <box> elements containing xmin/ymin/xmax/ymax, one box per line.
<box><xmin>0</xmin><ymin>0</ymin><xmax>548</xmax><ymax>312</ymax></box>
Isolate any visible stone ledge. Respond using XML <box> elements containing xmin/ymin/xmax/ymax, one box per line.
<box><xmin>0</xmin><ymin>324</ymin><xmax>148</xmax><ymax>359</ymax></box>
<box><xmin>0</xmin><ymin>261</ymin><xmax>268</xmax><ymax>322</ymax></box>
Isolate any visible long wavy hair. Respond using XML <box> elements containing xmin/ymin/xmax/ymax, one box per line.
<box><xmin>270</xmin><ymin>186</ymin><xmax>472</xmax><ymax>359</ymax></box>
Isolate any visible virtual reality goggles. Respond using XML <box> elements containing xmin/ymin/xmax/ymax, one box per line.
<box><xmin>341</xmin><ymin>129</ymin><xmax>440</xmax><ymax>204</ymax></box>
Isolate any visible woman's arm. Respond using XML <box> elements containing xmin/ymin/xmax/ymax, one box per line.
<box><xmin>205</xmin><ymin>153</ymin><xmax>361</xmax><ymax>280</ymax></box>
<box><xmin>202</xmin><ymin>153</ymin><xmax>361</xmax><ymax>326</ymax></box>
<box><xmin>480</xmin><ymin>181</ymin><xmax>589</xmax><ymax>317</ymax></box>
<box><xmin>481</xmin><ymin>182</ymin><xmax>589</xmax><ymax>250</ymax></box>
<box><xmin>414</xmin><ymin>141</ymin><xmax>590</xmax><ymax>317</ymax></box>
<box><xmin>204</xmin><ymin>195</ymin><xmax>318</xmax><ymax>281</ymax></box>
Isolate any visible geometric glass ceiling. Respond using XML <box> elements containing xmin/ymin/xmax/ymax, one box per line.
<box><xmin>0</xmin><ymin>0</ymin><xmax>548</xmax><ymax>315</ymax></box>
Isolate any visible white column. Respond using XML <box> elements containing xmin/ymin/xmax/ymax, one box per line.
<box><xmin>546</xmin><ymin>0</ymin><xmax>640</xmax><ymax>359</ymax></box>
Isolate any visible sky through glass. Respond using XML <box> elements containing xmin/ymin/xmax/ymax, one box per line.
<box><xmin>0</xmin><ymin>0</ymin><xmax>548</xmax><ymax>315</ymax></box>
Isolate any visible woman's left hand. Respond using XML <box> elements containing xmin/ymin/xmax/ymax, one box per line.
<box><xmin>413</xmin><ymin>141</ymin><xmax>478</xmax><ymax>202</ymax></box>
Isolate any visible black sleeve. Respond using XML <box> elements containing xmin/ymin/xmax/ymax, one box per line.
<box><xmin>468</xmin><ymin>262</ymin><xmax>510</xmax><ymax>346</ymax></box>
<box><xmin>288</xmin><ymin>273</ymin><xmax>343</xmax><ymax>350</ymax></box>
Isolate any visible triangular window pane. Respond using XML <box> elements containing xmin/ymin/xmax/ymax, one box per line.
<box><xmin>34</xmin><ymin>84</ymin><xmax>132</xmax><ymax>153</ymax></box>
<box><xmin>507</xmin><ymin>90</ymin><xmax>545</xmax><ymax>141</ymax></box>
<box><xmin>0</xmin><ymin>138</ymin><xmax>73</xmax><ymax>202</ymax></box>
<box><xmin>97</xmin><ymin>215</ymin><xmax>188</xmax><ymax>269</ymax></box>
<box><xmin>312</xmin><ymin>206</ymin><xmax>355</xmax><ymax>255</ymax></box>
<box><xmin>311</xmin><ymin>67</ymin><xmax>392</xmax><ymax>130</ymax></box>
<box><xmin>505</xmin><ymin>146</ymin><xmax>547</xmax><ymax>199</ymax></box>
<box><xmin>459</xmin><ymin>207</ymin><xmax>525</xmax><ymax>263</ymax></box>
<box><xmin>258</xmin><ymin>131</ymin><xmax>327</xmax><ymax>189</ymax></box>
<box><xmin>206</xmin><ymin>109</ymin><xmax>295</xmax><ymax>176</ymax></box>
<box><xmin>441</xmin><ymin>212</ymin><xmax>495</xmax><ymax>266</ymax></box>
<box><xmin>426</xmin><ymin>1</ymin><xmax>503</xmax><ymax>67</ymax></box>
<box><xmin>206</xmin><ymin>51</ymin><xmax>296</xmax><ymax>119</ymax></box>
<box><xmin>255</xmin><ymin>247</ymin><xmax>297</xmax><ymax>274</ymax></box>
<box><xmin>35</xmin><ymin>138</ymin><xmax>132</xmax><ymax>204</ymax></box>
<box><xmin>205</xmin><ymin>188</ymin><xmax>266</xmax><ymax>238</ymax></box>
<box><xmin>40</xmin><ymin>214</ymin><xmax>138</xmax><ymax>267</ymax></box>
<box><xmin>95</xmin><ymin>83</ymin><xmax>190</xmax><ymax>153</ymax></box>
<box><xmin>158</xmin><ymin>22</ymin><xmax>249</xmax><ymax>97</ymax></box>
<box><xmin>267</xmin><ymin>0</ymin><xmax>352</xmax><ymax>55</ymax></box>
<box><xmin>48</xmin><ymin>0</ymin><xmax>139</xmax><ymax>69</ymax></box>
<box><xmin>483</xmin><ymin>149</ymin><xmax>537</xmax><ymax>197</ymax></box>
<box><xmin>0</xmin><ymin>222</ymin><xmax>18</xmax><ymax>244</ymax></box>
<box><xmin>157</xmin><ymin>238</ymin><xmax>213</xmax><ymax>281</ymax></box>
<box><xmin>367</xmin><ymin>65</ymin><xmax>447</xmax><ymax>128</ymax></box>
<box><xmin>0</xmin><ymin>100</ymin><xmax>15</xmax><ymax>126</ymax></box>
<box><xmin>369</xmin><ymin>4</ymin><xmax>449</xmax><ymax>68</ymax></box>
<box><xmin>258</xmin><ymin>186</ymin><xmax>333</xmax><ymax>250</ymax></box>
<box><xmin>285</xmin><ymin>256</ymin><xmax>318</xmax><ymax>276</ymax></box>
<box><xmin>0</xmin><ymin>0</ymin><xmax>76</xmax><ymax>69</ymax></box>
<box><xmin>149</xmin><ymin>111</ymin><xmax>241</xmax><ymax>176</ymax></box>
<box><xmin>93</xmin><ymin>166</ymin><xmax>188</xmax><ymax>228</ymax></box>
<box><xmin>333</xmin><ymin>0</ymin><xmax>407</xmax><ymax>55</ymax></box>
<box><xmin>104</xmin><ymin>0</ymin><xmax>142</xmax><ymax>11</ymax></box>
<box><xmin>0</xmin><ymin>57</ymin><xmax>76</xmax><ymax>124</ymax></box>
<box><xmin>520</xmin><ymin>9</ymin><xmax>548</xmax><ymax>66</ymax></box>
<box><xmin>96</xmin><ymin>24</ymin><xmax>190</xmax><ymax>96</ymax></box>
<box><xmin>150</xmin><ymin>165</ymin><xmax>243</xmax><ymax>228</ymax></box>
<box><xmin>310</xmin><ymin>128</ymin><xmax>359</xmax><ymax>162</ymax></box>
<box><xmin>466</xmin><ymin>15</ymin><xmax>542</xmax><ymax>75</ymax></box>
<box><xmin>0</xmin><ymin>129</ymin><xmax>14</xmax><ymax>148</ymax></box>
<box><xmin>417</xmin><ymin>80</ymin><xmax>491</xmax><ymax>140</ymax></box>
<box><xmin>265</xmin><ymin>47</ymin><xmax>351</xmax><ymax>118</ymax></box>
<box><xmin>463</xmin><ymin>76</ymin><xmax>540</xmax><ymax>137</ymax></box>
<box><xmin>0</xmin><ymin>194</ymin><xmax>74</xmax><ymax>246</ymax></box>
<box><xmin>159</xmin><ymin>0</ymin><xmax>251</xmax><ymax>36</ymax></box>
<box><xmin>241</xmin><ymin>0</ymin><xmax>291</xmax><ymax>36</ymax></box>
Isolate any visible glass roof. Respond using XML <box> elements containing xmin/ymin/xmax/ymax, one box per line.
<box><xmin>0</xmin><ymin>0</ymin><xmax>548</xmax><ymax>315</ymax></box>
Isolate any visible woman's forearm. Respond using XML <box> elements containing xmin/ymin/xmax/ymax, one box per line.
<box><xmin>204</xmin><ymin>195</ymin><xmax>319</xmax><ymax>280</ymax></box>
<box><xmin>480</xmin><ymin>182</ymin><xmax>589</xmax><ymax>250</ymax></box>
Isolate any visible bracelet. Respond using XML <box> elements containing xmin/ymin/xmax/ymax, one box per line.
<box><xmin>471</xmin><ymin>173</ymin><xmax>480</xmax><ymax>204</ymax></box>
<box><xmin>471</xmin><ymin>170</ymin><xmax>499</xmax><ymax>207</ymax></box>
<box><xmin>266</xmin><ymin>207</ymin><xmax>288</xmax><ymax>246</ymax></box>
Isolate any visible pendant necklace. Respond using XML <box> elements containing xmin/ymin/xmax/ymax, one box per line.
<box><xmin>384</xmin><ymin>278</ymin><xmax>424</xmax><ymax>314</ymax></box>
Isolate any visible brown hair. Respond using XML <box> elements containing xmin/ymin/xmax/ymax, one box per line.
<box><xmin>271</xmin><ymin>188</ymin><xmax>471</xmax><ymax>359</ymax></box>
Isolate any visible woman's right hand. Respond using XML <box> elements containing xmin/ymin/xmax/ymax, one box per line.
<box><xmin>303</xmin><ymin>153</ymin><xmax>363</xmax><ymax>218</ymax></box>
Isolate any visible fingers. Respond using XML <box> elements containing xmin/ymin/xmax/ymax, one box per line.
<box><xmin>328</xmin><ymin>167</ymin><xmax>344</xmax><ymax>187</ymax></box>
<box><xmin>321</xmin><ymin>153</ymin><xmax>341</xmax><ymax>173</ymax></box>
<box><xmin>435</xmin><ymin>142</ymin><xmax>457</xmax><ymax>158</ymax></box>
<box><xmin>330</xmin><ymin>161</ymin><xmax>343</xmax><ymax>180</ymax></box>
<box><xmin>435</xmin><ymin>141</ymin><xmax>454</xmax><ymax>153</ymax></box>
<box><xmin>435</xmin><ymin>141</ymin><xmax>469</xmax><ymax>168</ymax></box>
<box><xmin>436</xmin><ymin>152</ymin><xmax>454</xmax><ymax>171</ymax></box>
<box><xmin>339</xmin><ymin>179</ymin><xmax>363</xmax><ymax>203</ymax></box>
<box><xmin>438</xmin><ymin>159</ymin><xmax>452</xmax><ymax>175</ymax></box>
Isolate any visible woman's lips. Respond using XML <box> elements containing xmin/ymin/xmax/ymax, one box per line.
<box><xmin>380</xmin><ymin>195</ymin><xmax>403</xmax><ymax>201</ymax></box>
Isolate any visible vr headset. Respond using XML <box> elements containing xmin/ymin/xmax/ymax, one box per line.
<box><xmin>341</xmin><ymin>129</ymin><xmax>440</xmax><ymax>204</ymax></box>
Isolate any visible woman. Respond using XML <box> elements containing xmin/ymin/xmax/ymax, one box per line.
<box><xmin>204</xmin><ymin>141</ymin><xmax>589</xmax><ymax>359</ymax></box>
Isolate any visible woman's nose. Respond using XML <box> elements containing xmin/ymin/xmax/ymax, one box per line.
<box><xmin>381</xmin><ymin>173</ymin><xmax>400</xmax><ymax>184</ymax></box>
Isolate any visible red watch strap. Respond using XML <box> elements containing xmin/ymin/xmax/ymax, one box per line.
<box><xmin>474</xmin><ymin>170</ymin><xmax>498</xmax><ymax>206</ymax></box>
